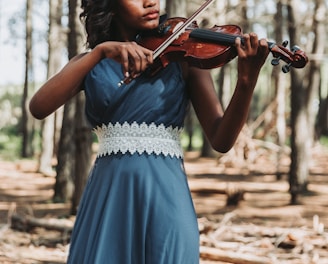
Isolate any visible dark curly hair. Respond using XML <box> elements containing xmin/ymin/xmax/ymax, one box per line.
<box><xmin>80</xmin><ymin>0</ymin><xmax>118</xmax><ymax>49</ymax></box>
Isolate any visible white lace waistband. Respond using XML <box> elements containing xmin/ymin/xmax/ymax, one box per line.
<box><xmin>94</xmin><ymin>122</ymin><xmax>183</xmax><ymax>158</ymax></box>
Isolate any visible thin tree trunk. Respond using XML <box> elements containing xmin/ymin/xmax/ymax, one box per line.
<box><xmin>53</xmin><ymin>0</ymin><xmax>77</xmax><ymax>203</ymax></box>
<box><xmin>21</xmin><ymin>0</ymin><xmax>34</xmax><ymax>158</ymax></box>
<box><xmin>316</xmin><ymin>90</ymin><xmax>328</xmax><ymax>137</ymax></box>
<box><xmin>54</xmin><ymin>99</ymin><xmax>76</xmax><ymax>202</ymax></box>
<box><xmin>273</xmin><ymin>0</ymin><xmax>287</xmax><ymax>180</ymax></box>
<box><xmin>54</xmin><ymin>0</ymin><xmax>93</xmax><ymax>207</ymax></box>
<box><xmin>310</xmin><ymin>0</ymin><xmax>326</xmax><ymax>140</ymax></box>
<box><xmin>69</xmin><ymin>0</ymin><xmax>92</xmax><ymax>215</ymax></box>
<box><xmin>239</xmin><ymin>0</ymin><xmax>249</xmax><ymax>33</ymax></box>
<box><xmin>287</xmin><ymin>0</ymin><xmax>311</xmax><ymax>204</ymax></box>
<box><xmin>72</xmin><ymin>92</ymin><xmax>92</xmax><ymax>214</ymax></box>
<box><xmin>306</xmin><ymin>0</ymin><xmax>325</xmax><ymax>142</ymax></box>
<box><xmin>39</xmin><ymin>0</ymin><xmax>64</xmax><ymax>176</ymax></box>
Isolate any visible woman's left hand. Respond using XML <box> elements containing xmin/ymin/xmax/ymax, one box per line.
<box><xmin>235</xmin><ymin>33</ymin><xmax>269</xmax><ymax>84</ymax></box>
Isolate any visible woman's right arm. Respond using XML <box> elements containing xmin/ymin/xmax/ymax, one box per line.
<box><xmin>29</xmin><ymin>41</ymin><xmax>153</xmax><ymax>120</ymax></box>
<box><xmin>29</xmin><ymin>46</ymin><xmax>104</xmax><ymax>120</ymax></box>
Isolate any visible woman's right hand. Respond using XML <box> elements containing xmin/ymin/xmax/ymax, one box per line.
<box><xmin>97</xmin><ymin>41</ymin><xmax>153</xmax><ymax>79</ymax></box>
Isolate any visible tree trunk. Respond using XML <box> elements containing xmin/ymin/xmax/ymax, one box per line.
<box><xmin>72</xmin><ymin>92</ymin><xmax>92</xmax><ymax>214</ymax></box>
<box><xmin>39</xmin><ymin>0</ymin><xmax>64</xmax><ymax>176</ymax></box>
<box><xmin>53</xmin><ymin>0</ymin><xmax>78</xmax><ymax>203</ymax></box>
<box><xmin>287</xmin><ymin>0</ymin><xmax>314</xmax><ymax>204</ymax></box>
<box><xmin>312</xmin><ymin>0</ymin><xmax>327</xmax><ymax>139</ymax></box>
<box><xmin>21</xmin><ymin>0</ymin><xmax>34</xmax><ymax>158</ymax></box>
<box><xmin>306</xmin><ymin>0</ymin><xmax>325</xmax><ymax>142</ymax></box>
<box><xmin>316</xmin><ymin>90</ymin><xmax>328</xmax><ymax>137</ymax></box>
<box><xmin>54</xmin><ymin>0</ymin><xmax>92</xmax><ymax>208</ymax></box>
<box><xmin>54</xmin><ymin>99</ymin><xmax>76</xmax><ymax>202</ymax></box>
<box><xmin>68</xmin><ymin>0</ymin><xmax>92</xmax><ymax>215</ymax></box>
<box><xmin>217</xmin><ymin>65</ymin><xmax>232</xmax><ymax>110</ymax></box>
<box><xmin>273</xmin><ymin>0</ymin><xmax>287</xmax><ymax>180</ymax></box>
<box><xmin>239</xmin><ymin>0</ymin><xmax>250</xmax><ymax>33</ymax></box>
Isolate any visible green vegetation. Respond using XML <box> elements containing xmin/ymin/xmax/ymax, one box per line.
<box><xmin>0</xmin><ymin>84</ymin><xmax>23</xmax><ymax>160</ymax></box>
<box><xmin>320</xmin><ymin>136</ymin><xmax>328</xmax><ymax>147</ymax></box>
<box><xmin>181</xmin><ymin>127</ymin><xmax>203</xmax><ymax>151</ymax></box>
<box><xmin>0</xmin><ymin>126</ymin><xmax>22</xmax><ymax>160</ymax></box>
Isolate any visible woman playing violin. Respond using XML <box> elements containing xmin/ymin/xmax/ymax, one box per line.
<box><xmin>29</xmin><ymin>0</ymin><xmax>269</xmax><ymax>262</ymax></box>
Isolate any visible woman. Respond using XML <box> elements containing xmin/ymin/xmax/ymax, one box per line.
<box><xmin>29</xmin><ymin>0</ymin><xmax>269</xmax><ymax>262</ymax></box>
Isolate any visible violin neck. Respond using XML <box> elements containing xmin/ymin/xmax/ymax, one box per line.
<box><xmin>189</xmin><ymin>28</ymin><xmax>275</xmax><ymax>48</ymax></box>
<box><xmin>189</xmin><ymin>28</ymin><xmax>244</xmax><ymax>45</ymax></box>
<box><xmin>189</xmin><ymin>28</ymin><xmax>276</xmax><ymax>50</ymax></box>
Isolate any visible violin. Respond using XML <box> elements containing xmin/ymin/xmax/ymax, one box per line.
<box><xmin>119</xmin><ymin>0</ymin><xmax>308</xmax><ymax>86</ymax></box>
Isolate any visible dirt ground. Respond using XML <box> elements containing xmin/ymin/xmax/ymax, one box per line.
<box><xmin>0</xmin><ymin>145</ymin><xmax>327</xmax><ymax>264</ymax></box>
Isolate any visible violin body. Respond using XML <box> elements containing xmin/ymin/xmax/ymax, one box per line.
<box><xmin>137</xmin><ymin>17</ymin><xmax>242</xmax><ymax>71</ymax></box>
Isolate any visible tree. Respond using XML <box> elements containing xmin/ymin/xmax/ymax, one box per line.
<box><xmin>305</xmin><ymin>0</ymin><xmax>326</xmax><ymax>144</ymax></box>
<box><xmin>272</xmin><ymin>0</ymin><xmax>287</xmax><ymax>179</ymax></box>
<box><xmin>313</xmin><ymin>0</ymin><xmax>327</xmax><ymax>138</ymax></box>
<box><xmin>38</xmin><ymin>0</ymin><xmax>64</xmax><ymax>176</ymax></box>
<box><xmin>69</xmin><ymin>0</ymin><xmax>93</xmax><ymax>215</ymax></box>
<box><xmin>54</xmin><ymin>98</ymin><xmax>76</xmax><ymax>203</ymax></box>
<box><xmin>287</xmin><ymin>0</ymin><xmax>320</xmax><ymax>204</ymax></box>
<box><xmin>21</xmin><ymin>0</ymin><xmax>34</xmax><ymax>158</ymax></box>
<box><xmin>53</xmin><ymin>0</ymin><xmax>75</xmax><ymax>203</ymax></box>
<box><xmin>54</xmin><ymin>0</ymin><xmax>92</xmax><ymax>215</ymax></box>
<box><xmin>316</xmin><ymin>87</ymin><xmax>328</xmax><ymax>138</ymax></box>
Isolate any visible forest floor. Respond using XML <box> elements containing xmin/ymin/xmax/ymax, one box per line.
<box><xmin>0</xmin><ymin>144</ymin><xmax>328</xmax><ymax>264</ymax></box>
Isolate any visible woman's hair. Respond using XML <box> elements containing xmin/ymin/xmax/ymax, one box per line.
<box><xmin>80</xmin><ymin>0</ymin><xmax>118</xmax><ymax>49</ymax></box>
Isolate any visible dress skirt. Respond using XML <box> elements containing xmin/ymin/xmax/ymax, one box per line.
<box><xmin>67</xmin><ymin>153</ymin><xmax>200</xmax><ymax>264</ymax></box>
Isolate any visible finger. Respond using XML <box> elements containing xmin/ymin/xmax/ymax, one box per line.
<box><xmin>235</xmin><ymin>35</ymin><xmax>248</xmax><ymax>58</ymax></box>
<box><xmin>256</xmin><ymin>39</ymin><xmax>270</xmax><ymax>65</ymax></box>
<box><xmin>135</xmin><ymin>46</ymin><xmax>153</xmax><ymax>71</ymax></box>
<box><xmin>130</xmin><ymin>52</ymin><xmax>143</xmax><ymax>76</ymax></box>
<box><xmin>120</xmin><ymin>46</ymin><xmax>130</xmax><ymax>78</ymax></box>
<box><xmin>243</xmin><ymin>33</ymin><xmax>258</xmax><ymax>54</ymax></box>
<box><xmin>258</xmin><ymin>38</ymin><xmax>269</xmax><ymax>55</ymax></box>
<box><xmin>126</xmin><ymin>43</ymin><xmax>150</xmax><ymax>76</ymax></box>
<box><xmin>249</xmin><ymin>33</ymin><xmax>259</xmax><ymax>50</ymax></box>
<box><xmin>242</xmin><ymin>33</ymin><xmax>250</xmax><ymax>48</ymax></box>
<box><xmin>235</xmin><ymin>36</ymin><xmax>241</xmax><ymax>48</ymax></box>
<box><xmin>142</xmin><ymin>47</ymin><xmax>153</xmax><ymax>65</ymax></box>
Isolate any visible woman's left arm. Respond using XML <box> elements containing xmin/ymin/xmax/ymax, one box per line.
<box><xmin>187</xmin><ymin>33</ymin><xmax>269</xmax><ymax>153</ymax></box>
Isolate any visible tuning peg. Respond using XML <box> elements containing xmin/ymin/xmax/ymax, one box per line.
<box><xmin>282</xmin><ymin>40</ymin><xmax>289</xmax><ymax>47</ymax></box>
<box><xmin>291</xmin><ymin>45</ymin><xmax>300</xmax><ymax>53</ymax></box>
<box><xmin>271</xmin><ymin>57</ymin><xmax>281</xmax><ymax>66</ymax></box>
<box><xmin>282</xmin><ymin>63</ymin><xmax>292</xmax><ymax>73</ymax></box>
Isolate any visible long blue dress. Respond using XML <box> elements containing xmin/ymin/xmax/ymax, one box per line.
<box><xmin>67</xmin><ymin>59</ymin><xmax>199</xmax><ymax>263</ymax></box>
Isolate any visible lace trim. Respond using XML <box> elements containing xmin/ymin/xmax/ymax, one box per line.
<box><xmin>94</xmin><ymin>122</ymin><xmax>183</xmax><ymax>158</ymax></box>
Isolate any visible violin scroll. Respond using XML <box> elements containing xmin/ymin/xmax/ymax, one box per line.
<box><xmin>269</xmin><ymin>40</ymin><xmax>308</xmax><ymax>73</ymax></box>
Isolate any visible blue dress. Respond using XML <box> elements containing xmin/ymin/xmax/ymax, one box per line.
<box><xmin>67</xmin><ymin>59</ymin><xmax>199</xmax><ymax>263</ymax></box>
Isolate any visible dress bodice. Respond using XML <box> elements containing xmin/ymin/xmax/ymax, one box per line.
<box><xmin>83</xmin><ymin>59</ymin><xmax>189</xmax><ymax>129</ymax></box>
